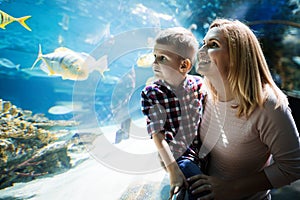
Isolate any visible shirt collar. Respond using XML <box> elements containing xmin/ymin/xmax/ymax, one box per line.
<box><xmin>156</xmin><ymin>76</ymin><xmax>189</xmax><ymax>92</ymax></box>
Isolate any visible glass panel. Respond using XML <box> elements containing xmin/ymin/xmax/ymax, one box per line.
<box><xmin>0</xmin><ymin>0</ymin><xmax>299</xmax><ymax>199</ymax></box>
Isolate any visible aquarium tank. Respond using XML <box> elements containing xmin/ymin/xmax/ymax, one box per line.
<box><xmin>0</xmin><ymin>0</ymin><xmax>299</xmax><ymax>199</ymax></box>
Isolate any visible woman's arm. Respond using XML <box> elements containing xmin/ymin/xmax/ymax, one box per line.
<box><xmin>188</xmin><ymin>98</ymin><xmax>300</xmax><ymax>200</ymax></box>
<box><xmin>188</xmin><ymin>170</ymin><xmax>272</xmax><ymax>200</ymax></box>
<box><xmin>258</xmin><ymin>101</ymin><xmax>300</xmax><ymax>188</ymax></box>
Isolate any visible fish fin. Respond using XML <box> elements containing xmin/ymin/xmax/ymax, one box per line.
<box><xmin>40</xmin><ymin>63</ymin><xmax>49</xmax><ymax>73</ymax></box>
<box><xmin>17</xmin><ymin>15</ymin><xmax>31</xmax><ymax>31</ymax></box>
<box><xmin>55</xmin><ymin>47</ymin><xmax>72</xmax><ymax>53</ymax></box>
<box><xmin>48</xmin><ymin>69</ymin><xmax>56</xmax><ymax>76</ymax></box>
<box><xmin>16</xmin><ymin>64</ymin><xmax>21</xmax><ymax>71</ymax></box>
<box><xmin>90</xmin><ymin>55</ymin><xmax>108</xmax><ymax>77</ymax></box>
<box><xmin>31</xmin><ymin>44</ymin><xmax>43</xmax><ymax>70</ymax></box>
<box><xmin>0</xmin><ymin>24</ymin><xmax>6</xmax><ymax>29</ymax></box>
<box><xmin>100</xmin><ymin>68</ymin><xmax>110</xmax><ymax>77</ymax></box>
<box><xmin>40</xmin><ymin>60</ymin><xmax>56</xmax><ymax>76</ymax></box>
<box><xmin>48</xmin><ymin>65</ymin><xmax>56</xmax><ymax>75</ymax></box>
<box><xmin>40</xmin><ymin>63</ymin><xmax>59</xmax><ymax>77</ymax></box>
<box><xmin>81</xmin><ymin>52</ymin><xmax>96</xmax><ymax>62</ymax></box>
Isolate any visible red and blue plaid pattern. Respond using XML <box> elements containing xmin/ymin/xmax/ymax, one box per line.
<box><xmin>141</xmin><ymin>75</ymin><xmax>205</xmax><ymax>161</ymax></box>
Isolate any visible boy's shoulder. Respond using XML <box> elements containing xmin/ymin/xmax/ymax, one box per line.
<box><xmin>142</xmin><ymin>80</ymin><xmax>169</xmax><ymax>94</ymax></box>
<box><xmin>186</xmin><ymin>74</ymin><xmax>204</xmax><ymax>84</ymax></box>
<box><xmin>186</xmin><ymin>74</ymin><xmax>205</xmax><ymax>90</ymax></box>
<box><xmin>186</xmin><ymin>75</ymin><xmax>207</xmax><ymax>98</ymax></box>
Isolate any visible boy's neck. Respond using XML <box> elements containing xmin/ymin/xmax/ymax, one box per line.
<box><xmin>164</xmin><ymin>75</ymin><xmax>187</xmax><ymax>88</ymax></box>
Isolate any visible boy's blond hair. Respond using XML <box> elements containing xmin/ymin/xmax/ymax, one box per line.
<box><xmin>155</xmin><ymin>27</ymin><xmax>199</xmax><ymax>65</ymax></box>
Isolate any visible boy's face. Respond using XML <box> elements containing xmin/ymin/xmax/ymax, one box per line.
<box><xmin>152</xmin><ymin>44</ymin><xmax>184</xmax><ymax>82</ymax></box>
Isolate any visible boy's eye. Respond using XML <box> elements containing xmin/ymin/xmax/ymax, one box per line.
<box><xmin>159</xmin><ymin>56</ymin><xmax>166</xmax><ymax>61</ymax></box>
<box><xmin>154</xmin><ymin>55</ymin><xmax>167</xmax><ymax>63</ymax></box>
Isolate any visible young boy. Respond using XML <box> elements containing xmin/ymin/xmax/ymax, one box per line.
<box><xmin>141</xmin><ymin>27</ymin><xmax>206</xmax><ymax>200</ymax></box>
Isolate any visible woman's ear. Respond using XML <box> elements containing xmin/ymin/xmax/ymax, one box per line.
<box><xmin>180</xmin><ymin>59</ymin><xmax>192</xmax><ymax>73</ymax></box>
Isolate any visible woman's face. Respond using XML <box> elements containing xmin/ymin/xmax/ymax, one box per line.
<box><xmin>196</xmin><ymin>27</ymin><xmax>230</xmax><ymax>80</ymax></box>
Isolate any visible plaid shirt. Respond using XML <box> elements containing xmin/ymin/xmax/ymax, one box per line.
<box><xmin>141</xmin><ymin>75</ymin><xmax>205</xmax><ymax>162</ymax></box>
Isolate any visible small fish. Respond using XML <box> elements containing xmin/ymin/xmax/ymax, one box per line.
<box><xmin>0</xmin><ymin>10</ymin><xmax>31</xmax><ymax>31</ymax></box>
<box><xmin>136</xmin><ymin>52</ymin><xmax>154</xmax><ymax>68</ymax></box>
<box><xmin>0</xmin><ymin>58</ymin><xmax>20</xmax><ymax>70</ymax></box>
<box><xmin>292</xmin><ymin>56</ymin><xmax>300</xmax><ymax>66</ymax></box>
<box><xmin>48</xmin><ymin>105</ymin><xmax>73</xmax><ymax>115</ymax></box>
<box><xmin>101</xmin><ymin>75</ymin><xmax>120</xmax><ymax>84</ymax></box>
<box><xmin>31</xmin><ymin>44</ymin><xmax>109</xmax><ymax>80</ymax></box>
<box><xmin>58</xmin><ymin>13</ymin><xmax>69</xmax><ymax>31</ymax></box>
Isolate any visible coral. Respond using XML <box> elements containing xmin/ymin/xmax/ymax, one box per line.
<box><xmin>0</xmin><ymin>99</ymin><xmax>84</xmax><ymax>189</ymax></box>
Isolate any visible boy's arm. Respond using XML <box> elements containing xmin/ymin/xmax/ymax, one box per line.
<box><xmin>141</xmin><ymin>88</ymin><xmax>187</xmax><ymax>197</ymax></box>
<box><xmin>153</xmin><ymin>132</ymin><xmax>188</xmax><ymax>199</ymax></box>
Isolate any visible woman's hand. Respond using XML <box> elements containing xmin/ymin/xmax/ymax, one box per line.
<box><xmin>188</xmin><ymin>174</ymin><xmax>236</xmax><ymax>200</ymax></box>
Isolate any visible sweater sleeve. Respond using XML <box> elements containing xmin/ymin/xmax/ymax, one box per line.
<box><xmin>258</xmin><ymin>97</ymin><xmax>300</xmax><ymax>188</ymax></box>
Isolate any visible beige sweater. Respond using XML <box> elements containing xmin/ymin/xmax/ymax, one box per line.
<box><xmin>199</xmin><ymin>91</ymin><xmax>300</xmax><ymax>199</ymax></box>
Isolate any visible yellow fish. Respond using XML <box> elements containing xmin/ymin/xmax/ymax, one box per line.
<box><xmin>31</xmin><ymin>44</ymin><xmax>108</xmax><ymax>81</ymax></box>
<box><xmin>136</xmin><ymin>52</ymin><xmax>154</xmax><ymax>68</ymax></box>
<box><xmin>0</xmin><ymin>10</ymin><xmax>31</xmax><ymax>31</ymax></box>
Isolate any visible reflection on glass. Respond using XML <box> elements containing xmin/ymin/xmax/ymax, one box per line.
<box><xmin>0</xmin><ymin>0</ymin><xmax>299</xmax><ymax>199</ymax></box>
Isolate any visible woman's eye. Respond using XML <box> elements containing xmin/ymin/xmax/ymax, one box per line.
<box><xmin>209</xmin><ymin>41</ymin><xmax>219</xmax><ymax>48</ymax></box>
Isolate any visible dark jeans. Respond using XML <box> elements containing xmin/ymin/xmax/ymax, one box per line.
<box><xmin>177</xmin><ymin>159</ymin><xmax>205</xmax><ymax>200</ymax></box>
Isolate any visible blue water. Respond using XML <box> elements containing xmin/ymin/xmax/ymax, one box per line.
<box><xmin>0</xmin><ymin>0</ymin><xmax>299</xmax><ymax>125</ymax></box>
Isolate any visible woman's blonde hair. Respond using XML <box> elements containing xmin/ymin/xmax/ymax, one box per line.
<box><xmin>206</xmin><ymin>18</ymin><xmax>288</xmax><ymax>117</ymax></box>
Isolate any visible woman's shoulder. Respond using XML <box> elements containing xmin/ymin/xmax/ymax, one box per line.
<box><xmin>252</xmin><ymin>86</ymin><xmax>291</xmax><ymax>124</ymax></box>
<box><xmin>252</xmin><ymin>87</ymin><xmax>297</xmax><ymax>138</ymax></box>
<box><xmin>263</xmin><ymin>85</ymin><xmax>288</xmax><ymax>111</ymax></box>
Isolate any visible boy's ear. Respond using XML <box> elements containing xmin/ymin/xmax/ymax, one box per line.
<box><xmin>180</xmin><ymin>59</ymin><xmax>192</xmax><ymax>73</ymax></box>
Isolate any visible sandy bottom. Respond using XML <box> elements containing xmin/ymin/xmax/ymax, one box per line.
<box><xmin>0</xmin><ymin>122</ymin><xmax>167</xmax><ymax>200</ymax></box>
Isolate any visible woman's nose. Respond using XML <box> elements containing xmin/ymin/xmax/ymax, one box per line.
<box><xmin>199</xmin><ymin>44</ymin><xmax>207</xmax><ymax>51</ymax></box>
<box><xmin>198</xmin><ymin>45</ymin><xmax>207</xmax><ymax>56</ymax></box>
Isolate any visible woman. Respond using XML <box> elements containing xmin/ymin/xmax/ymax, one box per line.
<box><xmin>188</xmin><ymin>18</ymin><xmax>300</xmax><ymax>200</ymax></box>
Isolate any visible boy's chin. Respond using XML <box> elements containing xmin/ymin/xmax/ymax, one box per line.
<box><xmin>154</xmin><ymin>74</ymin><xmax>162</xmax><ymax>80</ymax></box>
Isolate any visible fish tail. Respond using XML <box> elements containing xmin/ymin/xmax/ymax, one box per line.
<box><xmin>31</xmin><ymin>44</ymin><xmax>42</xmax><ymax>70</ymax></box>
<box><xmin>93</xmin><ymin>55</ymin><xmax>109</xmax><ymax>77</ymax></box>
<box><xmin>17</xmin><ymin>15</ymin><xmax>31</xmax><ymax>31</ymax></box>
<box><xmin>16</xmin><ymin>64</ymin><xmax>21</xmax><ymax>71</ymax></box>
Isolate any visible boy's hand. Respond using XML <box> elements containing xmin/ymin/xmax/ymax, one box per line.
<box><xmin>173</xmin><ymin>187</ymin><xmax>186</xmax><ymax>200</ymax></box>
<box><xmin>167</xmin><ymin>162</ymin><xmax>188</xmax><ymax>200</ymax></box>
